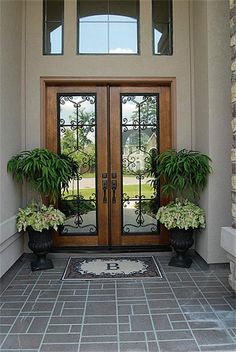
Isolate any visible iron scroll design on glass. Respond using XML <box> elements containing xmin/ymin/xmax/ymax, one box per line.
<box><xmin>121</xmin><ymin>94</ymin><xmax>160</xmax><ymax>234</ymax></box>
<box><xmin>59</xmin><ymin>94</ymin><xmax>97</xmax><ymax>235</ymax></box>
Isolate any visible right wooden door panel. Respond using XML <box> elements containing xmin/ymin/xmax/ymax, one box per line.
<box><xmin>109</xmin><ymin>86</ymin><xmax>171</xmax><ymax>247</ymax></box>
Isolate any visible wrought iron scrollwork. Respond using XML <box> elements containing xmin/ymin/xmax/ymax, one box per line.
<box><xmin>121</xmin><ymin>94</ymin><xmax>160</xmax><ymax>234</ymax></box>
<box><xmin>59</xmin><ymin>94</ymin><xmax>97</xmax><ymax>235</ymax></box>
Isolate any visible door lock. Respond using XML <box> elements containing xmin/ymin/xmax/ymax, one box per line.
<box><xmin>102</xmin><ymin>173</ymin><xmax>108</xmax><ymax>203</ymax></box>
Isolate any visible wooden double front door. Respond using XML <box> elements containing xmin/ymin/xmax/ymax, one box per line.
<box><xmin>45</xmin><ymin>84</ymin><xmax>172</xmax><ymax>248</ymax></box>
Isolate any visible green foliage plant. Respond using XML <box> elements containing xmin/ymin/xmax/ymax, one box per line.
<box><xmin>156</xmin><ymin>199</ymin><xmax>206</xmax><ymax>230</ymax></box>
<box><xmin>156</xmin><ymin>149</ymin><xmax>212</xmax><ymax>202</ymax></box>
<box><xmin>7</xmin><ymin>148</ymin><xmax>78</xmax><ymax>202</ymax></box>
<box><xmin>17</xmin><ymin>202</ymin><xmax>66</xmax><ymax>232</ymax></box>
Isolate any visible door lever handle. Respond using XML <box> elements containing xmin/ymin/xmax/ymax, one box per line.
<box><xmin>102</xmin><ymin>175</ymin><xmax>108</xmax><ymax>203</ymax></box>
<box><xmin>111</xmin><ymin>179</ymin><xmax>117</xmax><ymax>203</ymax></box>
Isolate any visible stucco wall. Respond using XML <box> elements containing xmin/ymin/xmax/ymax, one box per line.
<box><xmin>25</xmin><ymin>0</ymin><xmax>192</xmax><ymax>150</ymax></box>
<box><xmin>0</xmin><ymin>0</ymin><xmax>24</xmax><ymax>277</ymax></box>
<box><xmin>193</xmin><ymin>0</ymin><xmax>231</xmax><ymax>263</ymax></box>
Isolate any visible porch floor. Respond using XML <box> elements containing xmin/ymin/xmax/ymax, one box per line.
<box><xmin>0</xmin><ymin>252</ymin><xmax>236</xmax><ymax>352</ymax></box>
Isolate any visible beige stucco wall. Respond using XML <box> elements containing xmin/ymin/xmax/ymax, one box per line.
<box><xmin>0</xmin><ymin>0</ymin><xmax>24</xmax><ymax>277</ymax></box>
<box><xmin>193</xmin><ymin>0</ymin><xmax>231</xmax><ymax>263</ymax></box>
<box><xmin>25</xmin><ymin>0</ymin><xmax>192</xmax><ymax>150</ymax></box>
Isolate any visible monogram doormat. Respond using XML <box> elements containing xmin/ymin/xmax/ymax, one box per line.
<box><xmin>61</xmin><ymin>256</ymin><xmax>162</xmax><ymax>280</ymax></box>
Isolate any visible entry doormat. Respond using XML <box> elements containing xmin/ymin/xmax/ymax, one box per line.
<box><xmin>62</xmin><ymin>256</ymin><xmax>162</xmax><ymax>280</ymax></box>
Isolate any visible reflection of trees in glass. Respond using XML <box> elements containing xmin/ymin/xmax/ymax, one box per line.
<box><xmin>130</xmin><ymin>96</ymin><xmax>157</xmax><ymax>124</ymax></box>
<box><xmin>60</xmin><ymin>108</ymin><xmax>95</xmax><ymax>172</ymax></box>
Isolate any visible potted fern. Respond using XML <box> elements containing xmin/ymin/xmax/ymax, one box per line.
<box><xmin>7</xmin><ymin>148</ymin><xmax>78</xmax><ymax>271</ymax></box>
<box><xmin>155</xmin><ymin>149</ymin><xmax>212</xmax><ymax>268</ymax></box>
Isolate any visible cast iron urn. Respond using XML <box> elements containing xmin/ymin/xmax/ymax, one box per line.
<box><xmin>27</xmin><ymin>227</ymin><xmax>53</xmax><ymax>271</ymax></box>
<box><xmin>169</xmin><ymin>228</ymin><xmax>194</xmax><ymax>268</ymax></box>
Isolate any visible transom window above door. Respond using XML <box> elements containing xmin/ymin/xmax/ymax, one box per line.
<box><xmin>77</xmin><ymin>0</ymin><xmax>139</xmax><ymax>54</ymax></box>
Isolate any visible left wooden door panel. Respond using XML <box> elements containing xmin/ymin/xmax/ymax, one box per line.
<box><xmin>45</xmin><ymin>86</ymin><xmax>109</xmax><ymax>247</ymax></box>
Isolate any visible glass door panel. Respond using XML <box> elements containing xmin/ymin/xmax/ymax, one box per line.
<box><xmin>121</xmin><ymin>94</ymin><xmax>159</xmax><ymax>234</ymax></box>
<box><xmin>59</xmin><ymin>94</ymin><xmax>97</xmax><ymax>234</ymax></box>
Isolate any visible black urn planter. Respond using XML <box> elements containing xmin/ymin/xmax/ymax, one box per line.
<box><xmin>27</xmin><ymin>227</ymin><xmax>54</xmax><ymax>271</ymax></box>
<box><xmin>169</xmin><ymin>228</ymin><xmax>194</xmax><ymax>268</ymax></box>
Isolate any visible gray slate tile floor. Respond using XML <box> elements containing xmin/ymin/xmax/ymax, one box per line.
<box><xmin>0</xmin><ymin>252</ymin><xmax>236</xmax><ymax>352</ymax></box>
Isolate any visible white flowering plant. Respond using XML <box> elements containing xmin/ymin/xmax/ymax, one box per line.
<box><xmin>16</xmin><ymin>202</ymin><xmax>66</xmax><ymax>232</ymax></box>
<box><xmin>156</xmin><ymin>199</ymin><xmax>206</xmax><ymax>230</ymax></box>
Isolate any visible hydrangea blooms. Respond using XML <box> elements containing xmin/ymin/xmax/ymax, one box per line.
<box><xmin>156</xmin><ymin>199</ymin><xmax>206</xmax><ymax>230</ymax></box>
<box><xmin>16</xmin><ymin>202</ymin><xmax>66</xmax><ymax>232</ymax></box>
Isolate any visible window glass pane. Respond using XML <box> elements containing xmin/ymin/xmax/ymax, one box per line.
<box><xmin>79</xmin><ymin>22</ymin><xmax>108</xmax><ymax>53</ymax></box>
<box><xmin>154</xmin><ymin>23</ymin><xmax>171</xmax><ymax>55</ymax></box>
<box><xmin>43</xmin><ymin>0</ymin><xmax>63</xmax><ymax>54</ymax></box>
<box><xmin>79</xmin><ymin>0</ymin><xmax>108</xmax><ymax>22</ymax></box>
<box><xmin>109</xmin><ymin>0</ymin><xmax>138</xmax><ymax>22</ymax></box>
<box><xmin>153</xmin><ymin>0</ymin><xmax>170</xmax><ymax>24</ymax></box>
<box><xmin>77</xmin><ymin>0</ymin><xmax>139</xmax><ymax>54</ymax></box>
<box><xmin>152</xmin><ymin>0</ymin><xmax>172</xmax><ymax>55</ymax></box>
<box><xmin>45</xmin><ymin>23</ymin><xmax>62</xmax><ymax>54</ymax></box>
<box><xmin>109</xmin><ymin>22</ymin><xmax>137</xmax><ymax>54</ymax></box>
<box><xmin>46</xmin><ymin>0</ymin><xmax>63</xmax><ymax>21</ymax></box>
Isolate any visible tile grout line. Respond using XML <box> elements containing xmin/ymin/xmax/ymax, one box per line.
<box><xmin>0</xmin><ymin>260</ymin><xmax>29</xmax><ymax>296</ymax></box>
<box><xmin>163</xmin><ymin>272</ymin><xmax>201</xmax><ymax>352</ymax></box>
<box><xmin>37</xmin><ymin>276</ymin><xmax>64</xmax><ymax>352</ymax></box>
<box><xmin>144</xmin><ymin>331</ymin><xmax>150</xmax><ymax>352</ymax></box>
<box><xmin>166</xmin><ymin>313</ymin><xmax>174</xmax><ymax>331</ymax></box>
<box><xmin>0</xmin><ymin>270</ymin><xmax>43</xmax><ymax>350</ymax></box>
<box><xmin>128</xmin><ymin>315</ymin><xmax>131</xmax><ymax>332</ymax></box>
<box><xmin>213</xmin><ymin>271</ymin><xmax>235</xmax><ymax>295</ymax></box>
<box><xmin>190</xmin><ymin>272</ymin><xmax>236</xmax><ymax>342</ymax></box>
<box><xmin>77</xmin><ymin>280</ymin><xmax>90</xmax><ymax>352</ymax></box>
<box><xmin>60</xmin><ymin>301</ymin><xmax>65</xmax><ymax>316</ymax></box>
<box><xmin>115</xmin><ymin>280</ymin><xmax>120</xmax><ymax>352</ymax></box>
<box><xmin>141</xmin><ymin>280</ymin><xmax>161</xmax><ymax>352</ymax></box>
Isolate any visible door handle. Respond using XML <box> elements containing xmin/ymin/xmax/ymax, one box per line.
<box><xmin>111</xmin><ymin>179</ymin><xmax>117</xmax><ymax>204</ymax></box>
<box><xmin>102</xmin><ymin>173</ymin><xmax>108</xmax><ymax>203</ymax></box>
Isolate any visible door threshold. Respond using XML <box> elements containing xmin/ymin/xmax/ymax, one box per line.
<box><xmin>51</xmin><ymin>245</ymin><xmax>171</xmax><ymax>253</ymax></box>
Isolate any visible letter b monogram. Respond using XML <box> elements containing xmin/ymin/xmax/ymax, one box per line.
<box><xmin>106</xmin><ymin>263</ymin><xmax>119</xmax><ymax>270</ymax></box>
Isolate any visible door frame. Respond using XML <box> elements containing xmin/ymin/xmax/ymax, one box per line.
<box><xmin>41</xmin><ymin>77</ymin><xmax>176</xmax><ymax>148</ymax></box>
<box><xmin>40</xmin><ymin>77</ymin><xmax>176</xmax><ymax>249</ymax></box>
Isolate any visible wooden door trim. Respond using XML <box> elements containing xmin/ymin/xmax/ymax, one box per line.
<box><xmin>41</xmin><ymin>79</ymin><xmax>175</xmax><ymax>248</ymax></box>
<box><xmin>41</xmin><ymin>77</ymin><xmax>176</xmax><ymax>148</ymax></box>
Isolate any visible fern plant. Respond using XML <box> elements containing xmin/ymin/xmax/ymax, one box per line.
<box><xmin>156</xmin><ymin>149</ymin><xmax>212</xmax><ymax>202</ymax></box>
<box><xmin>7</xmin><ymin>148</ymin><xmax>78</xmax><ymax>202</ymax></box>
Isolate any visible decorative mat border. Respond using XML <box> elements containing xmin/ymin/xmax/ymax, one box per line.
<box><xmin>61</xmin><ymin>256</ymin><xmax>163</xmax><ymax>281</ymax></box>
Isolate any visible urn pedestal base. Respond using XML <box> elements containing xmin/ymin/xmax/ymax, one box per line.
<box><xmin>28</xmin><ymin>228</ymin><xmax>54</xmax><ymax>272</ymax></box>
<box><xmin>169</xmin><ymin>254</ymin><xmax>192</xmax><ymax>268</ymax></box>
<box><xmin>169</xmin><ymin>229</ymin><xmax>194</xmax><ymax>268</ymax></box>
<box><xmin>31</xmin><ymin>255</ymin><xmax>53</xmax><ymax>271</ymax></box>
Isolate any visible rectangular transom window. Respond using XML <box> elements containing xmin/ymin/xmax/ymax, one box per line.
<box><xmin>43</xmin><ymin>0</ymin><xmax>64</xmax><ymax>55</ymax></box>
<box><xmin>77</xmin><ymin>0</ymin><xmax>139</xmax><ymax>54</ymax></box>
<box><xmin>152</xmin><ymin>0</ymin><xmax>172</xmax><ymax>55</ymax></box>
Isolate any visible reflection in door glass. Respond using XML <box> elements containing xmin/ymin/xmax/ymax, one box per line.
<box><xmin>59</xmin><ymin>95</ymin><xmax>97</xmax><ymax>235</ymax></box>
<box><xmin>121</xmin><ymin>95</ymin><xmax>160</xmax><ymax>234</ymax></box>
